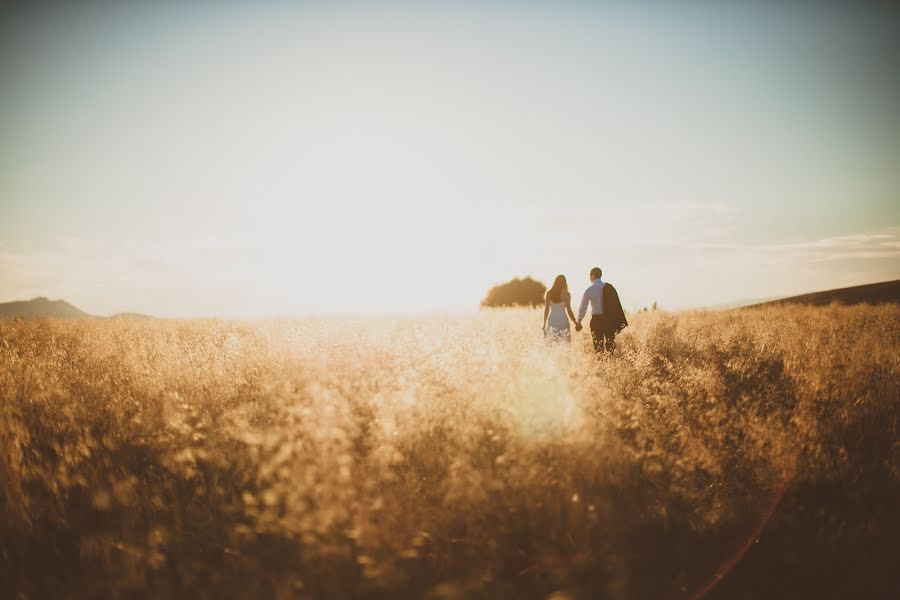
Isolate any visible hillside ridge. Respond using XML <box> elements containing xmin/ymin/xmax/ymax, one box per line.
<box><xmin>751</xmin><ymin>279</ymin><xmax>900</xmax><ymax>308</ymax></box>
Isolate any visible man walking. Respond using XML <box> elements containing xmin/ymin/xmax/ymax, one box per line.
<box><xmin>576</xmin><ymin>267</ymin><xmax>628</xmax><ymax>353</ymax></box>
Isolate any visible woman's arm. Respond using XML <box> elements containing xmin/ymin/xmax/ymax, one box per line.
<box><xmin>543</xmin><ymin>296</ymin><xmax>550</xmax><ymax>330</ymax></box>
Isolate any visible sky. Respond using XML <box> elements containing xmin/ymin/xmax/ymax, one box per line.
<box><xmin>1</xmin><ymin>1</ymin><xmax>898</xmax><ymax>317</ymax></box>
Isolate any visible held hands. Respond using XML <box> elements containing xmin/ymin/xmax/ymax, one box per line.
<box><xmin>574</xmin><ymin>322</ymin><xmax>583</xmax><ymax>332</ymax></box>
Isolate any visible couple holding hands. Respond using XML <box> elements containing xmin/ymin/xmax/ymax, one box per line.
<box><xmin>542</xmin><ymin>267</ymin><xmax>628</xmax><ymax>352</ymax></box>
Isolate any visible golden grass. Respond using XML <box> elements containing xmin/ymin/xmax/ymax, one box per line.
<box><xmin>1</xmin><ymin>304</ymin><xmax>898</xmax><ymax>599</ymax></box>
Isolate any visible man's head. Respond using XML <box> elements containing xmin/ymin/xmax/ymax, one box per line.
<box><xmin>589</xmin><ymin>267</ymin><xmax>602</xmax><ymax>282</ymax></box>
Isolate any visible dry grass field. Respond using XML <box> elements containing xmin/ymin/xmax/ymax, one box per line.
<box><xmin>1</xmin><ymin>304</ymin><xmax>898</xmax><ymax>599</ymax></box>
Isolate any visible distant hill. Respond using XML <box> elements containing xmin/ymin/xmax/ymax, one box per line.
<box><xmin>0</xmin><ymin>298</ymin><xmax>158</xmax><ymax>320</ymax></box>
<box><xmin>109</xmin><ymin>312</ymin><xmax>156</xmax><ymax>321</ymax></box>
<box><xmin>752</xmin><ymin>280</ymin><xmax>900</xmax><ymax>308</ymax></box>
<box><xmin>0</xmin><ymin>297</ymin><xmax>93</xmax><ymax>319</ymax></box>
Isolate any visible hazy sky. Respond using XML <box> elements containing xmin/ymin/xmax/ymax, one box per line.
<box><xmin>1</xmin><ymin>1</ymin><xmax>898</xmax><ymax>316</ymax></box>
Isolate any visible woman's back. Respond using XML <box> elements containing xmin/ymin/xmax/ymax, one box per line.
<box><xmin>547</xmin><ymin>293</ymin><xmax>570</xmax><ymax>329</ymax></box>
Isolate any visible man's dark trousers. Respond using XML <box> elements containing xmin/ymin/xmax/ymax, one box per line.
<box><xmin>590</xmin><ymin>314</ymin><xmax>616</xmax><ymax>353</ymax></box>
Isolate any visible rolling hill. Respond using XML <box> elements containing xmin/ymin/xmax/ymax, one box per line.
<box><xmin>753</xmin><ymin>279</ymin><xmax>900</xmax><ymax>308</ymax></box>
<box><xmin>0</xmin><ymin>297</ymin><xmax>92</xmax><ymax>319</ymax></box>
<box><xmin>0</xmin><ymin>298</ymin><xmax>157</xmax><ymax>320</ymax></box>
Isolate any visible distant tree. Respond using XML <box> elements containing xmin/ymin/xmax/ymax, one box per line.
<box><xmin>481</xmin><ymin>277</ymin><xmax>547</xmax><ymax>308</ymax></box>
<box><xmin>652</xmin><ymin>301</ymin><xmax>658</xmax><ymax>311</ymax></box>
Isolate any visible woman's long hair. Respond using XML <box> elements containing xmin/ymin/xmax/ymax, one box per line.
<box><xmin>547</xmin><ymin>275</ymin><xmax>568</xmax><ymax>303</ymax></box>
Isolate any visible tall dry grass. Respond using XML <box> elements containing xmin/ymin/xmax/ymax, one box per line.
<box><xmin>1</xmin><ymin>304</ymin><xmax>898</xmax><ymax>599</ymax></box>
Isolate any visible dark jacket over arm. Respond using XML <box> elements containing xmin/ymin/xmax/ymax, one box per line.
<box><xmin>602</xmin><ymin>283</ymin><xmax>628</xmax><ymax>333</ymax></box>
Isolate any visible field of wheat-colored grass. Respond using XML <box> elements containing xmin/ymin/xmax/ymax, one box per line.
<box><xmin>1</xmin><ymin>304</ymin><xmax>898</xmax><ymax>599</ymax></box>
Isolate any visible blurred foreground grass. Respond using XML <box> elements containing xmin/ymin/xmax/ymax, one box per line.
<box><xmin>1</xmin><ymin>305</ymin><xmax>898</xmax><ymax>599</ymax></box>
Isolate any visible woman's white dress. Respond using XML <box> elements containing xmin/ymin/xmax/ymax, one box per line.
<box><xmin>546</xmin><ymin>301</ymin><xmax>571</xmax><ymax>342</ymax></box>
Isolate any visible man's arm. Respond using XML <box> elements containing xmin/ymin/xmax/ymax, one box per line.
<box><xmin>577</xmin><ymin>289</ymin><xmax>590</xmax><ymax>323</ymax></box>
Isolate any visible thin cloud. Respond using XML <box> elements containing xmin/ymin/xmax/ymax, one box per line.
<box><xmin>683</xmin><ymin>227</ymin><xmax>900</xmax><ymax>261</ymax></box>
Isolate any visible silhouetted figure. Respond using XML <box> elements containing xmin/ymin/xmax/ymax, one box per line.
<box><xmin>575</xmin><ymin>267</ymin><xmax>628</xmax><ymax>353</ymax></box>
